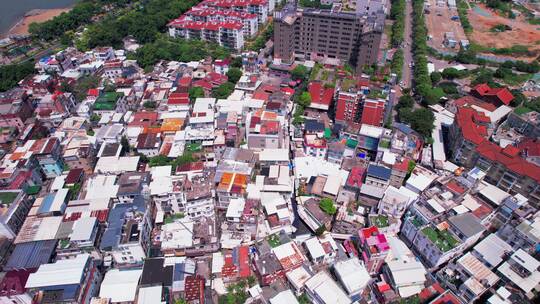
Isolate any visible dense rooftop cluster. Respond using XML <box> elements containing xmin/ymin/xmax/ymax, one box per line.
<box><xmin>0</xmin><ymin>0</ymin><xmax>539</xmax><ymax>304</ymax></box>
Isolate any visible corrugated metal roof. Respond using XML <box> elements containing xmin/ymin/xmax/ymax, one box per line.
<box><xmin>4</xmin><ymin>240</ymin><xmax>56</xmax><ymax>271</ymax></box>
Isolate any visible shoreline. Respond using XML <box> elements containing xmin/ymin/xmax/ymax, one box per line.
<box><xmin>1</xmin><ymin>7</ymin><xmax>73</xmax><ymax>39</ymax></box>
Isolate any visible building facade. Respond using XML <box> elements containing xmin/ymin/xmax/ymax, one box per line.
<box><xmin>273</xmin><ymin>6</ymin><xmax>382</xmax><ymax>73</ymax></box>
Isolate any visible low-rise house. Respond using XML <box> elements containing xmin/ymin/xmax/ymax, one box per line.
<box><xmin>304</xmin><ymin>271</ymin><xmax>351</xmax><ymax>304</ymax></box>
<box><xmin>303</xmin><ymin>234</ymin><xmax>338</xmax><ymax>264</ymax></box>
<box><xmin>358</xmin><ymin>226</ymin><xmax>389</xmax><ymax>275</ymax></box>
<box><xmin>304</xmin><ymin>134</ymin><xmax>327</xmax><ymax>159</ymax></box>
<box><xmin>100</xmin><ymin>198</ymin><xmax>151</xmax><ymax>267</ymax></box>
<box><xmin>296</xmin><ymin>197</ymin><xmax>333</xmax><ymax>233</ymax></box>
<box><xmin>136</xmin><ymin>132</ymin><xmax>162</xmax><ymax>157</ymax></box>
<box><xmin>252</xmin><ymin>240</ymin><xmax>284</xmax><ymax>286</ymax></box>
<box><xmin>333</xmin><ymin>258</ymin><xmax>370</xmax><ymax>300</ymax></box>
<box><xmin>497</xmin><ymin>249</ymin><xmax>540</xmax><ymax>300</ymax></box>
<box><xmin>438</xmin><ymin>252</ymin><xmax>499</xmax><ymax>303</ymax></box>
<box><xmin>98</xmin><ymin>268</ymin><xmax>143</xmax><ymax>304</ymax></box>
<box><xmin>360</xmin><ymin>164</ymin><xmax>391</xmax><ymax>199</ymax></box>
<box><xmin>25</xmin><ymin>253</ymin><xmax>101</xmax><ymax>304</ymax></box>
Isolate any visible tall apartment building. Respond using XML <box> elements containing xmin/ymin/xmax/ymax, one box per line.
<box><xmin>273</xmin><ymin>5</ymin><xmax>383</xmax><ymax>72</ymax></box>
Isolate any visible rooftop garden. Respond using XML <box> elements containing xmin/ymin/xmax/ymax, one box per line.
<box><xmin>421</xmin><ymin>226</ymin><xmax>459</xmax><ymax>252</ymax></box>
<box><xmin>93</xmin><ymin>92</ymin><xmax>123</xmax><ymax>111</ymax></box>
<box><xmin>372</xmin><ymin>215</ymin><xmax>389</xmax><ymax>228</ymax></box>
<box><xmin>379</xmin><ymin>139</ymin><xmax>390</xmax><ymax>149</ymax></box>
<box><xmin>319</xmin><ymin>198</ymin><xmax>337</xmax><ymax>215</ymax></box>
<box><xmin>24</xmin><ymin>185</ymin><xmax>41</xmax><ymax>196</ymax></box>
<box><xmin>267</xmin><ymin>233</ymin><xmax>282</xmax><ymax>248</ymax></box>
<box><xmin>164</xmin><ymin>212</ymin><xmax>185</xmax><ymax>224</ymax></box>
<box><xmin>0</xmin><ymin>191</ymin><xmax>20</xmax><ymax>206</ymax></box>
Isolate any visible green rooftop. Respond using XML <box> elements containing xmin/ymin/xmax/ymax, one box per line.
<box><xmin>93</xmin><ymin>92</ymin><xmax>123</xmax><ymax>111</ymax></box>
<box><xmin>0</xmin><ymin>191</ymin><xmax>20</xmax><ymax>206</ymax></box>
<box><xmin>379</xmin><ymin>139</ymin><xmax>390</xmax><ymax>149</ymax></box>
<box><xmin>267</xmin><ymin>234</ymin><xmax>281</xmax><ymax>248</ymax></box>
<box><xmin>324</xmin><ymin>128</ymin><xmax>331</xmax><ymax>139</ymax></box>
<box><xmin>25</xmin><ymin>185</ymin><xmax>41</xmax><ymax>195</ymax></box>
<box><xmin>346</xmin><ymin>138</ymin><xmax>358</xmax><ymax>149</ymax></box>
<box><xmin>422</xmin><ymin>226</ymin><xmax>459</xmax><ymax>252</ymax></box>
<box><xmin>373</xmin><ymin>215</ymin><xmax>389</xmax><ymax>228</ymax></box>
<box><xmin>164</xmin><ymin>212</ymin><xmax>185</xmax><ymax>224</ymax></box>
<box><xmin>186</xmin><ymin>143</ymin><xmax>202</xmax><ymax>152</ymax></box>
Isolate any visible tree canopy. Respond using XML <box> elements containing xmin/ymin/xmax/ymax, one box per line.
<box><xmin>212</xmin><ymin>82</ymin><xmax>235</xmax><ymax>99</ymax></box>
<box><xmin>0</xmin><ymin>62</ymin><xmax>35</xmax><ymax>92</ymax></box>
<box><xmin>291</xmin><ymin>65</ymin><xmax>309</xmax><ymax>81</ymax></box>
<box><xmin>226</xmin><ymin>68</ymin><xmax>243</xmax><ymax>84</ymax></box>
<box><xmin>131</xmin><ymin>37</ymin><xmax>229</xmax><ymax>69</ymax></box>
<box><xmin>319</xmin><ymin>198</ymin><xmax>337</xmax><ymax>215</ymax></box>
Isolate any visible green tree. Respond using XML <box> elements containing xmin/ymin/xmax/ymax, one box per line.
<box><xmin>212</xmin><ymin>82</ymin><xmax>235</xmax><ymax>99</ymax></box>
<box><xmin>90</xmin><ymin>113</ymin><xmax>101</xmax><ymax>123</ymax></box>
<box><xmin>396</xmin><ymin>94</ymin><xmax>414</xmax><ymax>110</ymax></box>
<box><xmin>226</xmin><ymin>68</ymin><xmax>243</xmax><ymax>84</ymax></box>
<box><xmin>430</xmin><ymin>71</ymin><xmax>442</xmax><ymax>84</ymax></box>
<box><xmin>143</xmin><ymin>101</ymin><xmax>157</xmax><ymax>109</ymax></box>
<box><xmin>423</xmin><ymin>87</ymin><xmax>445</xmax><ymax>105</ymax></box>
<box><xmin>319</xmin><ymin>198</ymin><xmax>337</xmax><ymax>215</ymax></box>
<box><xmin>315</xmin><ymin>225</ymin><xmax>327</xmax><ymax>236</ymax></box>
<box><xmin>189</xmin><ymin>87</ymin><xmax>205</xmax><ymax>101</ymax></box>
<box><xmin>291</xmin><ymin>65</ymin><xmax>309</xmax><ymax>81</ymax></box>
<box><xmin>148</xmin><ymin>155</ymin><xmax>171</xmax><ymax>167</ymax></box>
<box><xmin>0</xmin><ymin>62</ymin><xmax>35</xmax><ymax>92</ymax></box>
<box><xmin>297</xmin><ymin>91</ymin><xmax>312</xmax><ymax>107</ymax></box>
<box><xmin>121</xmin><ymin>135</ymin><xmax>130</xmax><ymax>154</ymax></box>
<box><xmin>231</xmin><ymin>57</ymin><xmax>243</xmax><ymax>68</ymax></box>
<box><xmin>401</xmin><ymin>108</ymin><xmax>435</xmax><ymax>138</ymax></box>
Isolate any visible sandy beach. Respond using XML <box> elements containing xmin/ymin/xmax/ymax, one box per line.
<box><xmin>5</xmin><ymin>8</ymin><xmax>72</xmax><ymax>37</ymax></box>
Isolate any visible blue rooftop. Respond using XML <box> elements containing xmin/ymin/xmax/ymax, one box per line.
<box><xmin>367</xmin><ymin>164</ymin><xmax>392</xmax><ymax>181</ymax></box>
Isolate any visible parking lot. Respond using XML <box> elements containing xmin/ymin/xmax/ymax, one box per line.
<box><xmin>425</xmin><ymin>0</ymin><xmax>468</xmax><ymax>52</ymax></box>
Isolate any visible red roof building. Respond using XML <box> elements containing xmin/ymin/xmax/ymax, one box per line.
<box><xmin>335</xmin><ymin>91</ymin><xmax>362</xmax><ymax>126</ymax></box>
<box><xmin>184</xmin><ymin>275</ymin><xmax>205</xmax><ymax>303</ymax></box>
<box><xmin>471</xmin><ymin>83</ymin><xmax>514</xmax><ymax>106</ymax></box>
<box><xmin>307</xmin><ymin>81</ymin><xmax>334</xmax><ymax>111</ymax></box>
<box><xmin>346</xmin><ymin>166</ymin><xmax>365</xmax><ymax>190</ymax></box>
<box><xmin>167</xmin><ymin>92</ymin><xmax>190</xmax><ymax>105</ymax></box>
<box><xmin>360</xmin><ymin>99</ymin><xmax>385</xmax><ymax>127</ymax></box>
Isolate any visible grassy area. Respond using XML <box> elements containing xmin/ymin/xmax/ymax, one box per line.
<box><xmin>267</xmin><ymin>234</ymin><xmax>281</xmax><ymax>248</ymax></box>
<box><xmin>501</xmin><ymin>73</ymin><xmax>532</xmax><ymax>86</ymax></box>
<box><xmin>373</xmin><ymin>215</ymin><xmax>389</xmax><ymax>228</ymax></box>
<box><xmin>515</xmin><ymin>106</ymin><xmax>533</xmax><ymax>115</ymax></box>
<box><xmin>379</xmin><ymin>140</ymin><xmax>391</xmax><ymax>149</ymax></box>
<box><xmin>422</xmin><ymin>227</ymin><xmax>459</xmax><ymax>252</ymax></box>
<box><xmin>0</xmin><ymin>192</ymin><xmax>19</xmax><ymax>206</ymax></box>
<box><xmin>25</xmin><ymin>185</ymin><xmax>41</xmax><ymax>195</ymax></box>
<box><xmin>340</xmin><ymin>77</ymin><xmax>357</xmax><ymax>91</ymax></box>
<box><xmin>186</xmin><ymin>143</ymin><xmax>202</xmax><ymax>152</ymax></box>
<box><xmin>164</xmin><ymin>213</ymin><xmax>185</xmax><ymax>224</ymax></box>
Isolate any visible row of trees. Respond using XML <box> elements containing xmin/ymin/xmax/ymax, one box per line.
<box><xmin>411</xmin><ymin>0</ymin><xmax>445</xmax><ymax>106</ymax></box>
<box><xmin>248</xmin><ymin>24</ymin><xmax>274</xmax><ymax>51</ymax></box>
<box><xmin>457</xmin><ymin>0</ymin><xmax>472</xmax><ymax>34</ymax></box>
<box><xmin>390</xmin><ymin>0</ymin><xmax>405</xmax><ymax>47</ymax></box>
<box><xmin>290</xmin><ymin>65</ymin><xmax>311</xmax><ymax>125</ymax></box>
<box><xmin>28</xmin><ymin>1</ymin><xmax>100</xmax><ymax>41</ymax></box>
<box><xmin>391</xmin><ymin>49</ymin><xmax>404</xmax><ymax>80</ymax></box>
<box><xmin>0</xmin><ymin>62</ymin><xmax>35</xmax><ymax>92</ymax></box>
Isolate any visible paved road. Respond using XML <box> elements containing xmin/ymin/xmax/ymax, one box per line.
<box><xmin>401</xmin><ymin>0</ymin><xmax>414</xmax><ymax>88</ymax></box>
